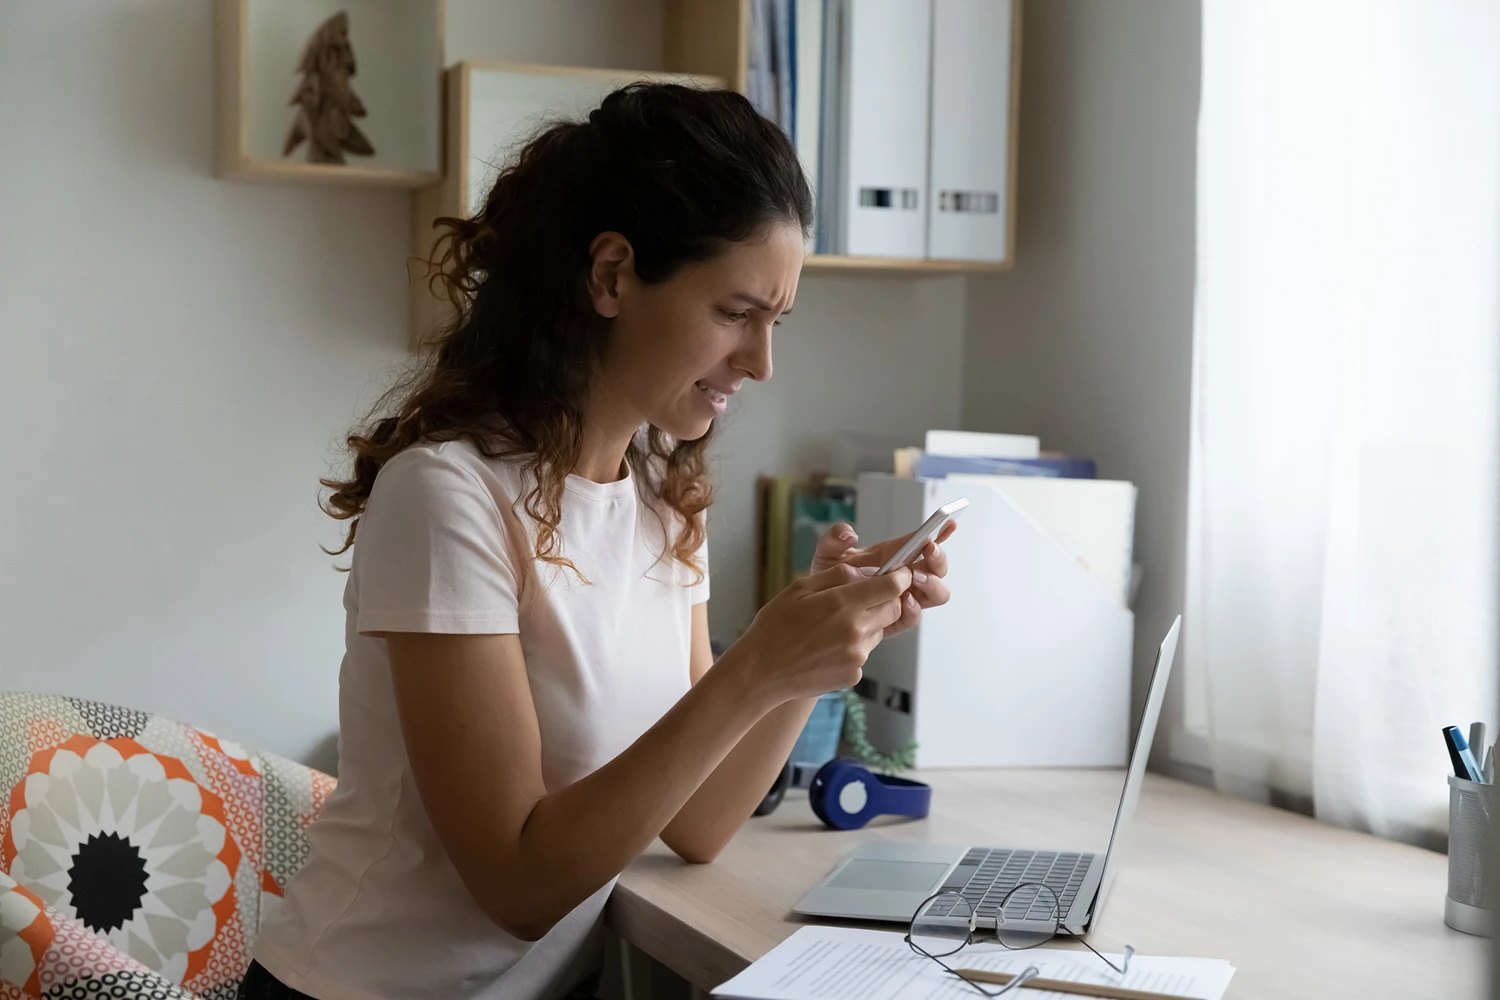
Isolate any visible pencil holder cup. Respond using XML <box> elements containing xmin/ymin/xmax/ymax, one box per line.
<box><xmin>1447</xmin><ymin>775</ymin><xmax>1497</xmax><ymax>936</ymax></box>
<box><xmin>787</xmin><ymin>691</ymin><xmax>847</xmax><ymax>787</ymax></box>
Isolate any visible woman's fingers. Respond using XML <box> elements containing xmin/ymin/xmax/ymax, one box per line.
<box><xmin>883</xmin><ymin>592</ymin><xmax>922</xmax><ymax>637</ymax></box>
<box><xmin>915</xmin><ymin>541</ymin><xmax>946</xmax><ymax>578</ymax></box>
<box><xmin>809</xmin><ymin>522</ymin><xmax>860</xmax><ymax>573</ymax></box>
<box><xmin>836</xmin><ymin>566</ymin><xmax>911</xmax><ymax>610</ymax></box>
<box><xmin>837</xmin><ymin>531</ymin><xmax>911</xmax><ymax>570</ymax></box>
<box><xmin>910</xmin><ymin>571</ymin><xmax>950</xmax><ymax>610</ymax></box>
<box><xmin>914</xmin><ymin>527</ymin><xmax>956</xmax><ymax>574</ymax></box>
<box><xmin>798</xmin><ymin>561</ymin><xmax>867</xmax><ymax>594</ymax></box>
<box><xmin>907</xmin><ymin>545</ymin><xmax>952</xmax><ymax>610</ymax></box>
<box><xmin>836</xmin><ymin>522</ymin><xmax>959</xmax><ymax>639</ymax></box>
<box><xmin>934</xmin><ymin>520</ymin><xmax>959</xmax><ymax>546</ymax></box>
<box><xmin>847</xmin><ymin>519</ymin><xmax>961</xmax><ymax>574</ymax></box>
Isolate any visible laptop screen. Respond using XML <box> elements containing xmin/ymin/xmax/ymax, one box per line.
<box><xmin>1089</xmin><ymin>616</ymin><xmax>1181</xmax><ymax>924</ymax></box>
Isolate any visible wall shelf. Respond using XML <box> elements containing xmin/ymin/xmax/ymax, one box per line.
<box><xmin>218</xmin><ymin>159</ymin><xmax>439</xmax><ymax>189</ymax></box>
<box><xmin>215</xmin><ymin>0</ymin><xmax>444</xmax><ymax>188</ymax></box>
<box><xmin>802</xmin><ymin>255</ymin><xmax>1010</xmax><ymax>275</ymax></box>
<box><xmin>407</xmin><ymin>2</ymin><xmax>1022</xmax><ymax>349</ymax></box>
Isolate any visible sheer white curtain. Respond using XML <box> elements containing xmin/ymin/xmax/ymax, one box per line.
<box><xmin>1185</xmin><ymin>0</ymin><xmax>1500</xmax><ymax>847</ymax></box>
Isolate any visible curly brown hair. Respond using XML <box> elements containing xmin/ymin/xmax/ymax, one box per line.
<box><xmin>320</xmin><ymin>83</ymin><xmax>812</xmax><ymax>579</ymax></box>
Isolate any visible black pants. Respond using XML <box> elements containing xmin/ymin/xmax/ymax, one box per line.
<box><xmin>237</xmin><ymin>961</ymin><xmax>318</xmax><ymax>1000</ymax></box>
<box><xmin>236</xmin><ymin>959</ymin><xmax>602</xmax><ymax>999</ymax></box>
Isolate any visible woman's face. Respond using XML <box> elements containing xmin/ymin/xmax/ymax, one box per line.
<box><xmin>589</xmin><ymin>221</ymin><xmax>803</xmax><ymax>441</ymax></box>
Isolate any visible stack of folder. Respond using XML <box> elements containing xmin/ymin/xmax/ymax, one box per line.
<box><xmin>854</xmin><ymin>429</ymin><xmax>1139</xmax><ymax>768</ymax></box>
<box><xmin>745</xmin><ymin>0</ymin><xmax>1017</xmax><ymax>261</ymax></box>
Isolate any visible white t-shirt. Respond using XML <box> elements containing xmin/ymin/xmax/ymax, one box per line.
<box><xmin>253</xmin><ymin>438</ymin><xmax>708</xmax><ymax>1000</ymax></box>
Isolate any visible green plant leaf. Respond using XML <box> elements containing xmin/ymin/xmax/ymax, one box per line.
<box><xmin>840</xmin><ymin>688</ymin><xmax>918</xmax><ymax>775</ymax></box>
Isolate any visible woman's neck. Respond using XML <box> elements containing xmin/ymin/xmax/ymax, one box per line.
<box><xmin>574</xmin><ymin>388</ymin><xmax>640</xmax><ymax>484</ymax></box>
<box><xmin>572</xmin><ymin>439</ymin><xmax>631</xmax><ymax>483</ymax></box>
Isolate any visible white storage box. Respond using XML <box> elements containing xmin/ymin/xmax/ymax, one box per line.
<box><xmin>854</xmin><ymin>473</ymin><xmax>1135</xmax><ymax>768</ymax></box>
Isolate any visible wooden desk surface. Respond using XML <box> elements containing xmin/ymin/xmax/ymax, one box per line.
<box><xmin>607</xmin><ymin>770</ymin><xmax>1485</xmax><ymax>998</ymax></box>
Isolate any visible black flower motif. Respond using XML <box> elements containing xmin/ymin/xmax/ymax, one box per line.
<box><xmin>68</xmin><ymin>831</ymin><xmax>148</xmax><ymax>933</ymax></box>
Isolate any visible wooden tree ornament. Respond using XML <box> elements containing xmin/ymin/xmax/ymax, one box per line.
<box><xmin>283</xmin><ymin>11</ymin><xmax>375</xmax><ymax>164</ymax></box>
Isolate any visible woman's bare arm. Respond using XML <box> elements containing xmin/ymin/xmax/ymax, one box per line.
<box><xmin>658</xmin><ymin>603</ymin><xmax>815</xmax><ymax>863</ymax></box>
<box><xmin>658</xmin><ymin>527</ymin><xmax>953</xmax><ymax>862</ymax></box>
<box><xmin>388</xmin><ymin>628</ymin><xmax>766</xmax><ymax>940</ymax></box>
<box><xmin>386</xmin><ymin>563</ymin><xmax>911</xmax><ymax>940</ymax></box>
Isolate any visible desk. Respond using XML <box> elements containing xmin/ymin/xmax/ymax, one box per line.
<box><xmin>607</xmin><ymin>770</ymin><xmax>1484</xmax><ymax>999</ymax></box>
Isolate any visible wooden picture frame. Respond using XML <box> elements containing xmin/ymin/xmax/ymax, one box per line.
<box><xmin>215</xmin><ymin>0</ymin><xmax>444</xmax><ymax>187</ymax></box>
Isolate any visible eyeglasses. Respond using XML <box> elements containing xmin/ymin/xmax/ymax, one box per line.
<box><xmin>905</xmin><ymin>884</ymin><xmax>1136</xmax><ymax>996</ymax></box>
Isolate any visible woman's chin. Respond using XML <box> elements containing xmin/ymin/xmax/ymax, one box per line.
<box><xmin>656</xmin><ymin>415</ymin><xmax>714</xmax><ymax>442</ymax></box>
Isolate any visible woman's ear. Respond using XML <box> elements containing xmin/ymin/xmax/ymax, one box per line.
<box><xmin>586</xmin><ymin>232</ymin><xmax>634</xmax><ymax>319</ymax></box>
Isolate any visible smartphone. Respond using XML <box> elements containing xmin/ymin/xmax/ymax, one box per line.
<box><xmin>876</xmin><ymin>497</ymin><xmax>968</xmax><ymax>575</ymax></box>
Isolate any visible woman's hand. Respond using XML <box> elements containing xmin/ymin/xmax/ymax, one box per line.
<box><xmin>726</xmin><ymin>563</ymin><xmax>914</xmax><ymax>706</ymax></box>
<box><xmin>808</xmin><ymin>520</ymin><xmax>956</xmax><ymax>636</ymax></box>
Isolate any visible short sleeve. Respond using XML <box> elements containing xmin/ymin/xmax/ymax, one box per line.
<box><xmin>688</xmin><ymin>528</ymin><xmax>710</xmax><ymax>606</ymax></box>
<box><xmin>352</xmin><ymin>447</ymin><xmax>520</xmax><ymax>635</ymax></box>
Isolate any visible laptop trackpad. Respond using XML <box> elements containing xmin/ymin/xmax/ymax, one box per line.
<box><xmin>826</xmin><ymin>860</ymin><xmax>951</xmax><ymax>892</ymax></box>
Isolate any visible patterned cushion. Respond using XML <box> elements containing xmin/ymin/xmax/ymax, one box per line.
<box><xmin>0</xmin><ymin>871</ymin><xmax>193</xmax><ymax>999</ymax></box>
<box><xmin>0</xmin><ymin>693</ymin><xmax>335</xmax><ymax>999</ymax></box>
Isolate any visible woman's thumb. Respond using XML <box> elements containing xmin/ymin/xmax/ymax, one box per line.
<box><xmin>817</xmin><ymin>523</ymin><xmax>857</xmax><ymax>558</ymax></box>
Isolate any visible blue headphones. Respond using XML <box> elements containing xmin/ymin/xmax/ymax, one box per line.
<box><xmin>808</xmin><ymin>757</ymin><xmax>932</xmax><ymax>830</ymax></box>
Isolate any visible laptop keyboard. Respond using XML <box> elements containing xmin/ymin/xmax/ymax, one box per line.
<box><xmin>925</xmin><ymin>848</ymin><xmax>1095</xmax><ymax>923</ymax></box>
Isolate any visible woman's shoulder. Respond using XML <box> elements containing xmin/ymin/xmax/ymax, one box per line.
<box><xmin>372</xmin><ymin>437</ymin><xmax>526</xmax><ymax>507</ymax></box>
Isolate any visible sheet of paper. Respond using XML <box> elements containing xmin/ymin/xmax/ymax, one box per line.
<box><xmin>713</xmin><ymin>926</ymin><xmax>1235</xmax><ymax>1000</ymax></box>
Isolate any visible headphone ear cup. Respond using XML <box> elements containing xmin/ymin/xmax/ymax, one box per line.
<box><xmin>753</xmin><ymin>759</ymin><xmax>794</xmax><ymax>817</ymax></box>
<box><xmin>809</xmin><ymin>760</ymin><xmax>835</xmax><ymax>828</ymax></box>
<box><xmin>810</xmin><ymin>757</ymin><xmax>868</xmax><ymax>830</ymax></box>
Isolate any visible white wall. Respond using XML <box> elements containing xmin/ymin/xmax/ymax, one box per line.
<box><xmin>960</xmin><ymin>0</ymin><xmax>1201</xmax><ymax>758</ymax></box>
<box><xmin>0</xmin><ymin>0</ymin><xmax>967</xmax><ymax>766</ymax></box>
<box><xmin>1</xmin><ymin>0</ymin><xmax>413</xmax><ymax>771</ymax></box>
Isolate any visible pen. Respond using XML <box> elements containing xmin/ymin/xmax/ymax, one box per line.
<box><xmin>1470</xmin><ymin>723</ymin><xmax>1487</xmax><ymax>765</ymax></box>
<box><xmin>1486</xmin><ymin>746</ymin><xmax>1495</xmax><ymax>784</ymax></box>
<box><xmin>955</xmin><ymin>968</ymin><xmax>1202</xmax><ymax>1000</ymax></box>
<box><xmin>1443</xmin><ymin>726</ymin><xmax>1483</xmax><ymax>782</ymax></box>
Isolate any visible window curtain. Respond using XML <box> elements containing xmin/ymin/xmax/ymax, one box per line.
<box><xmin>1185</xmin><ymin>0</ymin><xmax>1500</xmax><ymax>848</ymax></box>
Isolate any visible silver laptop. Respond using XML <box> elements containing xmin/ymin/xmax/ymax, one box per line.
<box><xmin>793</xmin><ymin>616</ymin><xmax>1181</xmax><ymax>936</ymax></box>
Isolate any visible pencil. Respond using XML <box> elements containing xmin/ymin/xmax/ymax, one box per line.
<box><xmin>954</xmin><ymin>968</ymin><xmax>1205</xmax><ymax>1000</ymax></box>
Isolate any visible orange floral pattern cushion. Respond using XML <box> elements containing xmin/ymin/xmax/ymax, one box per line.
<box><xmin>0</xmin><ymin>693</ymin><xmax>335</xmax><ymax>1000</ymax></box>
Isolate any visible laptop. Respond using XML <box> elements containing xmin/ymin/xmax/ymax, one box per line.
<box><xmin>793</xmin><ymin>616</ymin><xmax>1181</xmax><ymax>936</ymax></box>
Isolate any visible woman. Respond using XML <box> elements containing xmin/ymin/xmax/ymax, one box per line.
<box><xmin>243</xmin><ymin>83</ymin><xmax>954</xmax><ymax>1000</ymax></box>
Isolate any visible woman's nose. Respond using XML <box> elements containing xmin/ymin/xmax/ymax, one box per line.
<box><xmin>735</xmin><ymin>325</ymin><xmax>774</xmax><ymax>382</ymax></box>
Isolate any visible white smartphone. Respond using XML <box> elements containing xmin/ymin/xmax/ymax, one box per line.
<box><xmin>876</xmin><ymin>497</ymin><xmax>968</xmax><ymax>575</ymax></box>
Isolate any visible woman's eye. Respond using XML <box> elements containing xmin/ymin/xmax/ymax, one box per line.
<box><xmin>720</xmin><ymin>309</ymin><xmax>748</xmax><ymax>323</ymax></box>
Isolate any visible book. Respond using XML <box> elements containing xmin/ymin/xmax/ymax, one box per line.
<box><xmin>924</xmin><ymin>428</ymin><xmax>1040</xmax><ymax>459</ymax></box>
<box><xmin>916</xmin><ymin>453</ymin><xmax>1098</xmax><ymax>479</ymax></box>
<box><xmin>757</xmin><ymin>476</ymin><xmax>857</xmax><ymax>606</ymax></box>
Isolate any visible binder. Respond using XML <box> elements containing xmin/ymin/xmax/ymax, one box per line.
<box><xmin>746</xmin><ymin>0</ymin><xmax>774</xmax><ymax>120</ymax></box>
<box><xmin>816</xmin><ymin>0</ymin><xmax>845</xmax><ymax>254</ymax></box>
<box><xmin>749</xmin><ymin>0</ymin><xmax>795</xmax><ymax>131</ymax></box>
<box><xmin>927</xmin><ymin>0</ymin><xmax>1016</xmax><ymax>262</ymax></box>
<box><xmin>835</xmin><ymin>0</ymin><xmax>932</xmax><ymax>258</ymax></box>
<box><xmin>772</xmin><ymin>0</ymin><xmax>794</xmax><ymax>133</ymax></box>
<box><xmin>793</xmin><ymin>0</ymin><xmax>824</xmax><ymax>252</ymax></box>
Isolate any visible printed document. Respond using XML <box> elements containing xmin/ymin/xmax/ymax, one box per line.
<box><xmin>712</xmin><ymin>926</ymin><xmax>1234</xmax><ymax>1000</ymax></box>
